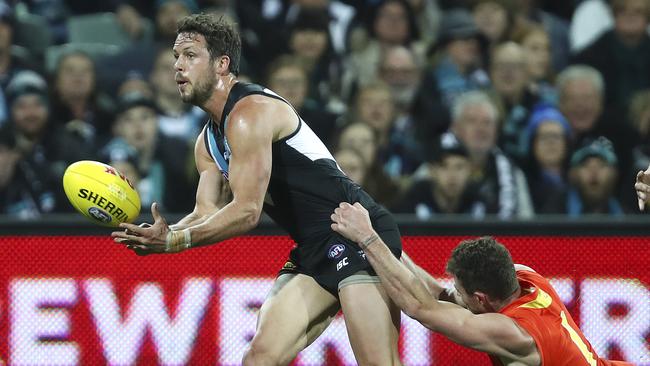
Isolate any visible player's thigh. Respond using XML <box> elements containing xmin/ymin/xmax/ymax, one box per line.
<box><xmin>251</xmin><ymin>273</ymin><xmax>340</xmax><ymax>360</ymax></box>
<box><xmin>339</xmin><ymin>281</ymin><xmax>402</xmax><ymax>366</ymax></box>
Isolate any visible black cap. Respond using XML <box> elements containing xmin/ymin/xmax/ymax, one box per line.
<box><xmin>428</xmin><ymin>132</ymin><xmax>469</xmax><ymax>163</ymax></box>
<box><xmin>570</xmin><ymin>137</ymin><xmax>618</xmax><ymax>167</ymax></box>
<box><xmin>116</xmin><ymin>91</ymin><xmax>160</xmax><ymax>116</ymax></box>
<box><xmin>6</xmin><ymin>71</ymin><xmax>48</xmax><ymax>107</ymax></box>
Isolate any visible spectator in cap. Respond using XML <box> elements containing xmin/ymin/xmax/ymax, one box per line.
<box><xmin>542</xmin><ymin>137</ymin><xmax>624</xmax><ymax>215</ymax></box>
<box><xmin>391</xmin><ymin>132</ymin><xmax>485</xmax><ymax>219</ymax></box>
<box><xmin>0</xmin><ymin>3</ymin><xmax>39</xmax><ymax>125</ymax></box>
<box><xmin>522</xmin><ymin>104</ymin><xmax>572</xmax><ymax>212</ymax></box>
<box><xmin>0</xmin><ymin>71</ymin><xmax>71</xmax><ymax>217</ymax></box>
<box><xmin>411</xmin><ymin>8</ymin><xmax>490</xmax><ymax>143</ymax></box>
<box><xmin>100</xmin><ymin>92</ymin><xmax>195</xmax><ymax>213</ymax></box>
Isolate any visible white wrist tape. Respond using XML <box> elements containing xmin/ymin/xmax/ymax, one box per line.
<box><xmin>165</xmin><ymin>229</ymin><xmax>192</xmax><ymax>252</ymax></box>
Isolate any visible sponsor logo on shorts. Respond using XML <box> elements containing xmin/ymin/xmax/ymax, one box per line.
<box><xmin>88</xmin><ymin>207</ymin><xmax>112</xmax><ymax>224</ymax></box>
<box><xmin>328</xmin><ymin>244</ymin><xmax>346</xmax><ymax>259</ymax></box>
<box><xmin>357</xmin><ymin>250</ymin><xmax>367</xmax><ymax>260</ymax></box>
<box><xmin>336</xmin><ymin>257</ymin><xmax>349</xmax><ymax>271</ymax></box>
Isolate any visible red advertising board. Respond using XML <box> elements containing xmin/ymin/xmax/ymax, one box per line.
<box><xmin>0</xmin><ymin>235</ymin><xmax>647</xmax><ymax>365</ymax></box>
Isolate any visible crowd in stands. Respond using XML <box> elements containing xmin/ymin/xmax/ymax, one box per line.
<box><xmin>0</xmin><ymin>0</ymin><xmax>648</xmax><ymax>220</ymax></box>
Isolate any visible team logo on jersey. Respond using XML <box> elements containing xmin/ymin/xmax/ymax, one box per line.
<box><xmin>328</xmin><ymin>244</ymin><xmax>346</xmax><ymax>259</ymax></box>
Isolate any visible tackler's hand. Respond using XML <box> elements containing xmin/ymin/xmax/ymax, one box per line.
<box><xmin>330</xmin><ymin>202</ymin><xmax>375</xmax><ymax>244</ymax></box>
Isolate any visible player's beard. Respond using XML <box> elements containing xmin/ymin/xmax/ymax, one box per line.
<box><xmin>183</xmin><ymin>67</ymin><xmax>218</xmax><ymax>106</ymax></box>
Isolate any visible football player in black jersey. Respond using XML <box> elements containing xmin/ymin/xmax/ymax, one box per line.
<box><xmin>113</xmin><ymin>13</ymin><xmax>404</xmax><ymax>365</ymax></box>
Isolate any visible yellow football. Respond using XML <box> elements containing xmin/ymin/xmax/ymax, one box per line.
<box><xmin>63</xmin><ymin>160</ymin><xmax>141</xmax><ymax>227</ymax></box>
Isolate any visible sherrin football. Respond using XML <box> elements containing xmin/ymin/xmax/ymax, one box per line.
<box><xmin>63</xmin><ymin>160</ymin><xmax>141</xmax><ymax>227</ymax></box>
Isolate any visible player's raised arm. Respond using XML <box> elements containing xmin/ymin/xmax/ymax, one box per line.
<box><xmin>331</xmin><ymin>202</ymin><xmax>536</xmax><ymax>360</ymax></box>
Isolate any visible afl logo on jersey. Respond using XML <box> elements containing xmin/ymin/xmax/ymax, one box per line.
<box><xmin>328</xmin><ymin>244</ymin><xmax>346</xmax><ymax>259</ymax></box>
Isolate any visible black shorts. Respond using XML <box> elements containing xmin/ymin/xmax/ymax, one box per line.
<box><xmin>278</xmin><ymin>204</ymin><xmax>402</xmax><ymax>295</ymax></box>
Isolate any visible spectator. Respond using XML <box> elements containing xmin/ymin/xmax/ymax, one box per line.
<box><xmin>556</xmin><ymin>65</ymin><xmax>634</xmax><ymax>180</ymax></box>
<box><xmin>0</xmin><ymin>71</ymin><xmax>69</xmax><ymax>217</ymax></box>
<box><xmin>50</xmin><ymin>51</ymin><xmax>115</xmax><ymax>145</ymax></box>
<box><xmin>522</xmin><ymin>104</ymin><xmax>572</xmax><ymax>212</ymax></box>
<box><xmin>514</xmin><ymin>0</ymin><xmax>570</xmax><ymax>72</ymax></box>
<box><xmin>573</xmin><ymin>0</ymin><xmax>650</xmax><ymax>111</ymax></box>
<box><xmin>286</xmin><ymin>8</ymin><xmax>343</xmax><ymax>108</ymax></box>
<box><xmin>347</xmin><ymin>0</ymin><xmax>421</xmax><ymax>89</ymax></box>
<box><xmin>489</xmin><ymin>42</ymin><xmax>541</xmax><ymax>163</ymax></box>
<box><xmin>472</xmin><ymin>0</ymin><xmax>517</xmax><ymax>48</ymax></box>
<box><xmin>100</xmin><ymin>92</ymin><xmax>194</xmax><ymax>213</ymax></box>
<box><xmin>0</xmin><ymin>4</ymin><xmax>38</xmax><ymax>125</ymax></box>
<box><xmin>333</xmin><ymin>146</ymin><xmax>367</xmax><ymax>185</ymax></box>
<box><xmin>392</xmin><ymin>132</ymin><xmax>485</xmax><ymax>219</ymax></box>
<box><xmin>335</xmin><ymin>122</ymin><xmax>401</xmax><ymax>206</ymax></box>
<box><xmin>352</xmin><ymin>80</ymin><xmax>420</xmax><ymax>177</ymax></box>
<box><xmin>378</xmin><ymin>45</ymin><xmax>422</xmax><ymax>113</ymax></box>
<box><xmin>512</xmin><ymin>24</ymin><xmax>556</xmax><ymax>102</ymax></box>
<box><xmin>286</xmin><ymin>0</ymin><xmax>355</xmax><ymax>55</ymax></box>
<box><xmin>412</xmin><ymin>9</ymin><xmax>489</xmax><ymax>141</ymax></box>
<box><xmin>449</xmin><ymin>91</ymin><xmax>533</xmax><ymax>218</ymax></box>
<box><xmin>117</xmin><ymin>71</ymin><xmax>154</xmax><ymax>99</ymax></box>
<box><xmin>542</xmin><ymin>137</ymin><xmax>624</xmax><ymax>216</ymax></box>
<box><xmin>150</xmin><ymin>49</ymin><xmax>205</xmax><ymax>142</ymax></box>
<box><xmin>267</xmin><ymin>54</ymin><xmax>339</xmax><ymax>146</ymax></box>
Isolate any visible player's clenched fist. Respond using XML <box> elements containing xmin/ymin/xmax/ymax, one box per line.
<box><xmin>635</xmin><ymin>164</ymin><xmax>650</xmax><ymax>210</ymax></box>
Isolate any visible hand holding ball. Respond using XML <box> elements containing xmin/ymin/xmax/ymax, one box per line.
<box><xmin>63</xmin><ymin>160</ymin><xmax>141</xmax><ymax>227</ymax></box>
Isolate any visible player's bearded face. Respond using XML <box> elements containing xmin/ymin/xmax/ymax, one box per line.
<box><xmin>184</xmin><ymin>63</ymin><xmax>217</xmax><ymax>106</ymax></box>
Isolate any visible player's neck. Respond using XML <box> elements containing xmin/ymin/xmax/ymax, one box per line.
<box><xmin>496</xmin><ymin>286</ymin><xmax>523</xmax><ymax>311</ymax></box>
<box><xmin>202</xmin><ymin>74</ymin><xmax>238</xmax><ymax>124</ymax></box>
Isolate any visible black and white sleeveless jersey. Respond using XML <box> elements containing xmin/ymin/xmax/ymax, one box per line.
<box><xmin>203</xmin><ymin>82</ymin><xmax>369</xmax><ymax>244</ymax></box>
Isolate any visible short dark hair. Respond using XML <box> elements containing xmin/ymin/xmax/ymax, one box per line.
<box><xmin>177</xmin><ymin>13</ymin><xmax>241</xmax><ymax>75</ymax></box>
<box><xmin>446</xmin><ymin>236</ymin><xmax>518</xmax><ymax>301</ymax></box>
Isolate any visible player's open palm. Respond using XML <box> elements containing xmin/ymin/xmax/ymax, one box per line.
<box><xmin>111</xmin><ymin>202</ymin><xmax>171</xmax><ymax>255</ymax></box>
<box><xmin>635</xmin><ymin>164</ymin><xmax>650</xmax><ymax>210</ymax></box>
<box><xmin>331</xmin><ymin>202</ymin><xmax>374</xmax><ymax>243</ymax></box>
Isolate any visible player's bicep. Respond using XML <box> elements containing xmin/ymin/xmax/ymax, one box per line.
<box><xmin>224</xmin><ymin>110</ymin><xmax>273</xmax><ymax>218</ymax></box>
<box><xmin>193</xmin><ymin>129</ymin><xmax>227</xmax><ymax>215</ymax></box>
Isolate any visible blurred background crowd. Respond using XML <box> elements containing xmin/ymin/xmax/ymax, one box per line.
<box><xmin>0</xmin><ymin>0</ymin><xmax>648</xmax><ymax>220</ymax></box>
